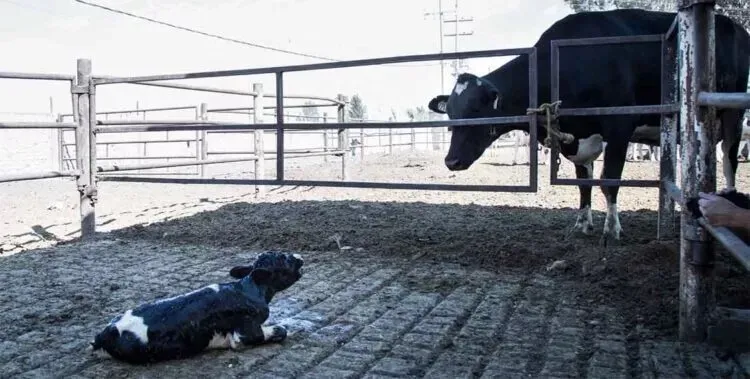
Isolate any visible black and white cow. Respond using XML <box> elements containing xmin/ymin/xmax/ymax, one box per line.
<box><xmin>428</xmin><ymin>9</ymin><xmax>749</xmax><ymax>242</ymax></box>
<box><xmin>90</xmin><ymin>251</ymin><xmax>304</xmax><ymax>364</ymax></box>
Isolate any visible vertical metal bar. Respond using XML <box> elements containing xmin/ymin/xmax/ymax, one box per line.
<box><xmin>253</xmin><ymin>82</ymin><xmax>265</xmax><ymax>196</ymax></box>
<box><xmin>323</xmin><ymin>113</ymin><xmax>329</xmax><ymax>162</ymax></box>
<box><xmin>75</xmin><ymin>59</ymin><xmax>95</xmax><ymax>239</ymax></box>
<box><xmin>337</xmin><ymin>94</ymin><xmax>349</xmax><ymax>180</ymax></box>
<box><xmin>389</xmin><ymin>128</ymin><xmax>394</xmax><ymax>155</ymax></box>
<box><xmin>411</xmin><ymin>127</ymin><xmax>416</xmax><ymax>151</ymax></box>
<box><xmin>528</xmin><ymin>48</ymin><xmax>539</xmax><ymax>192</ymax></box>
<box><xmin>199</xmin><ymin>103</ymin><xmax>208</xmax><ymax>178</ymax></box>
<box><xmin>56</xmin><ymin>114</ymin><xmax>65</xmax><ymax>172</ymax></box>
<box><xmin>193</xmin><ymin>106</ymin><xmax>200</xmax><ymax>175</ymax></box>
<box><xmin>659</xmin><ymin>32</ymin><xmax>678</xmax><ymax>240</ymax></box>
<box><xmin>550</xmin><ymin>41</ymin><xmax>561</xmax><ymax>183</ymax></box>
<box><xmin>678</xmin><ymin>1</ymin><xmax>717</xmax><ymax>343</ymax></box>
<box><xmin>360</xmin><ymin>127</ymin><xmax>365</xmax><ymax>159</ymax></box>
<box><xmin>276</xmin><ymin>72</ymin><xmax>284</xmax><ymax>181</ymax></box>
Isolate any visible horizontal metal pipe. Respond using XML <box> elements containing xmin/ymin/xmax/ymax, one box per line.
<box><xmin>0</xmin><ymin>121</ymin><xmax>77</xmax><ymax>129</ymax></box>
<box><xmin>0</xmin><ymin>170</ymin><xmax>79</xmax><ymax>183</ymax></box>
<box><xmin>551</xmin><ymin>34</ymin><xmax>663</xmax><ymax>47</ymax></box>
<box><xmin>93</xmin><ymin>138</ymin><xmax>201</xmax><ymax>146</ymax></box>
<box><xmin>94</xmin><ymin>76</ymin><xmax>344</xmax><ymax>105</ymax></box>
<box><xmin>696</xmin><ymin>91</ymin><xmax>750</xmax><ymax>109</ymax></box>
<box><xmin>97</xmin><ymin>155</ymin><xmax>198</xmax><ymax>160</ymax></box>
<box><xmin>664</xmin><ymin>179</ymin><xmax>684</xmax><ymax>205</ymax></box>
<box><xmin>97</xmin><ymin>156</ymin><xmax>258</xmax><ymax>172</ymax></box>
<box><xmin>207</xmin><ymin>104</ymin><xmax>339</xmax><ymax>113</ymax></box>
<box><xmin>92</xmin><ymin>47</ymin><xmax>535</xmax><ymax>85</ymax></box>
<box><xmin>94</xmin><ymin>116</ymin><xmax>531</xmax><ymax>133</ymax></box>
<box><xmin>58</xmin><ymin>105</ymin><xmax>199</xmax><ymax>119</ymax></box>
<box><xmin>551</xmin><ymin>178</ymin><xmax>661</xmax><ymax>187</ymax></box>
<box><xmin>558</xmin><ymin>104</ymin><xmax>678</xmax><ymax>117</ymax></box>
<box><xmin>97</xmin><ymin>176</ymin><xmax>536</xmax><ymax>192</ymax></box>
<box><xmin>698</xmin><ymin>218</ymin><xmax>750</xmax><ymax>272</ymax></box>
<box><xmin>97</xmin><ymin>150</ymin><xmax>346</xmax><ymax>173</ymax></box>
<box><xmin>208</xmin><ymin>148</ymin><xmax>327</xmax><ymax>155</ymax></box>
<box><xmin>0</xmin><ymin>72</ymin><xmax>74</xmax><ymax>81</ymax></box>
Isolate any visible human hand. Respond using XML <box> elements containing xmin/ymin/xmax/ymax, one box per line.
<box><xmin>698</xmin><ymin>192</ymin><xmax>741</xmax><ymax>227</ymax></box>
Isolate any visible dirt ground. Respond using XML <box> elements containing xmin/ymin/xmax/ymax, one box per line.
<box><xmin>1</xmin><ymin>147</ymin><xmax>750</xmax><ymax>377</ymax></box>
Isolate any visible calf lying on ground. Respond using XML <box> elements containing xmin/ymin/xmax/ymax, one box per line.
<box><xmin>90</xmin><ymin>251</ymin><xmax>304</xmax><ymax>364</ymax></box>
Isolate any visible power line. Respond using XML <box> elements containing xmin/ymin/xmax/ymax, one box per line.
<box><xmin>73</xmin><ymin>0</ymin><xmax>337</xmax><ymax>61</ymax></box>
<box><xmin>74</xmin><ymin>0</ymin><xmax>442</xmax><ymax>69</ymax></box>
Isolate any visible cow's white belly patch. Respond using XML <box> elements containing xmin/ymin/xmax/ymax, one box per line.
<box><xmin>565</xmin><ymin>134</ymin><xmax>603</xmax><ymax>165</ymax></box>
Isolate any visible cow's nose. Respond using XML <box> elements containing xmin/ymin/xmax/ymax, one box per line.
<box><xmin>445</xmin><ymin>157</ymin><xmax>465</xmax><ymax>171</ymax></box>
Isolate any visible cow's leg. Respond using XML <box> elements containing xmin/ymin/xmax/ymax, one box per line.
<box><xmin>573</xmin><ymin>162</ymin><xmax>595</xmax><ymax>235</ymax></box>
<box><xmin>233</xmin><ymin>320</ymin><xmax>288</xmax><ymax>349</ymax></box>
<box><xmin>512</xmin><ymin>131</ymin><xmax>520</xmax><ymax>165</ymax></box>
<box><xmin>599</xmin><ymin>141</ymin><xmax>629</xmax><ymax>243</ymax></box>
<box><xmin>720</xmin><ymin>111</ymin><xmax>742</xmax><ymax>190</ymax></box>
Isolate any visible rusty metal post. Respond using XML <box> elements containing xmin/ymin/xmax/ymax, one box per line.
<box><xmin>677</xmin><ymin>0</ymin><xmax>717</xmax><ymax>342</ymax></box>
<box><xmin>199</xmin><ymin>103</ymin><xmax>208</xmax><ymax>178</ymax></box>
<box><xmin>74</xmin><ymin>59</ymin><xmax>96</xmax><ymax>239</ymax></box>
<box><xmin>658</xmin><ymin>29</ymin><xmax>678</xmax><ymax>240</ymax></box>
<box><xmin>253</xmin><ymin>83</ymin><xmax>265</xmax><ymax>197</ymax></box>
<box><xmin>337</xmin><ymin>94</ymin><xmax>349</xmax><ymax>180</ymax></box>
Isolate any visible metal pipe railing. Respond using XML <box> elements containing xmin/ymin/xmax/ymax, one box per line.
<box><xmin>92</xmin><ymin>48</ymin><xmax>534</xmax><ymax>85</ymax></box>
<box><xmin>696</xmin><ymin>92</ymin><xmax>750</xmax><ymax>109</ymax></box>
<box><xmin>0</xmin><ymin>170</ymin><xmax>80</xmax><ymax>183</ymax></box>
<box><xmin>0</xmin><ymin>121</ymin><xmax>77</xmax><ymax>129</ymax></box>
<box><xmin>0</xmin><ymin>72</ymin><xmax>74</xmax><ymax>81</ymax></box>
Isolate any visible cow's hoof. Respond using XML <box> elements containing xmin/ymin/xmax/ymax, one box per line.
<box><xmin>266</xmin><ymin>325</ymin><xmax>287</xmax><ymax>343</ymax></box>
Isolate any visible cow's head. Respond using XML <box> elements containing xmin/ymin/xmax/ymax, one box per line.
<box><xmin>428</xmin><ymin>73</ymin><xmax>506</xmax><ymax>171</ymax></box>
<box><xmin>230</xmin><ymin>251</ymin><xmax>304</xmax><ymax>296</ymax></box>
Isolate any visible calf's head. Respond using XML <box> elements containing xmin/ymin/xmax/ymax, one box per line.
<box><xmin>229</xmin><ymin>251</ymin><xmax>304</xmax><ymax>299</ymax></box>
<box><xmin>428</xmin><ymin>73</ymin><xmax>505</xmax><ymax>171</ymax></box>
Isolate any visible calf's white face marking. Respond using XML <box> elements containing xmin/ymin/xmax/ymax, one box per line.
<box><xmin>262</xmin><ymin>325</ymin><xmax>279</xmax><ymax>341</ymax></box>
<box><xmin>565</xmin><ymin>134</ymin><xmax>603</xmax><ymax>166</ymax></box>
<box><xmin>454</xmin><ymin>81</ymin><xmax>469</xmax><ymax>96</ymax></box>
<box><xmin>114</xmin><ymin>310</ymin><xmax>149</xmax><ymax>344</ymax></box>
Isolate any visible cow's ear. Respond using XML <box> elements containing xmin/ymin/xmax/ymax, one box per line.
<box><xmin>428</xmin><ymin>95</ymin><xmax>449</xmax><ymax>114</ymax></box>
<box><xmin>250</xmin><ymin>268</ymin><xmax>273</xmax><ymax>285</ymax></box>
<box><xmin>229</xmin><ymin>265</ymin><xmax>253</xmax><ymax>278</ymax></box>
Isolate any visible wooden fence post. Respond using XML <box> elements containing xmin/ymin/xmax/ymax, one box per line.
<box><xmin>74</xmin><ymin>58</ymin><xmax>96</xmax><ymax>239</ymax></box>
<box><xmin>337</xmin><ymin>95</ymin><xmax>349</xmax><ymax>180</ymax></box>
<box><xmin>678</xmin><ymin>1</ymin><xmax>717</xmax><ymax>342</ymax></box>
<box><xmin>253</xmin><ymin>83</ymin><xmax>265</xmax><ymax>197</ymax></box>
<box><xmin>199</xmin><ymin>103</ymin><xmax>208</xmax><ymax>178</ymax></box>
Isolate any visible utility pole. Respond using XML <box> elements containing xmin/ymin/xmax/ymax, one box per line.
<box><xmin>443</xmin><ymin>0</ymin><xmax>473</xmax><ymax>79</ymax></box>
<box><xmin>424</xmin><ymin>0</ymin><xmax>447</xmax><ymax>94</ymax></box>
<box><xmin>424</xmin><ymin>0</ymin><xmax>473</xmax><ymax>91</ymax></box>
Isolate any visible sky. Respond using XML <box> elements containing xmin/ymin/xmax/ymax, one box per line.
<box><xmin>0</xmin><ymin>0</ymin><xmax>574</xmax><ymax>120</ymax></box>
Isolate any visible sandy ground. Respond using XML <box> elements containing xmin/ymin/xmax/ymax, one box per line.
<box><xmin>1</xmin><ymin>147</ymin><xmax>750</xmax><ymax>377</ymax></box>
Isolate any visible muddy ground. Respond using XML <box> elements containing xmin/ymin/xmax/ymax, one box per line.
<box><xmin>1</xmin><ymin>148</ymin><xmax>750</xmax><ymax>376</ymax></box>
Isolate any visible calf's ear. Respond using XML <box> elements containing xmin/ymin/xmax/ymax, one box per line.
<box><xmin>229</xmin><ymin>265</ymin><xmax>253</xmax><ymax>278</ymax></box>
<box><xmin>250</xmin><ymin>268</ymin><xmax>272</xmax><ymax>285</ymax></box>
<box><xmin>428</xmin><ymin>95</ymin><xmax>449</xmax><ymax>114</ymax></box>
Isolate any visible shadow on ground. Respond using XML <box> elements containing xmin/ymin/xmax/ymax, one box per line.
<box><xmin>103</xmin><ymin>199</ymin><xmax>750</xmax><ymax>339</ymax></box>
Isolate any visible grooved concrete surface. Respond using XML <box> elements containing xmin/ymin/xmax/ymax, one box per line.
<box><xmin>1</xmin><ymin>238</ymin><xmax>747</xmax><ymax>379</ymax></box>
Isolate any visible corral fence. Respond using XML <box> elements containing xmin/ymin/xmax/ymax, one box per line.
<box><xmin>0</xmin><ymin>0</ymin><xmax>747</xmax><ymax>346</ymax></box>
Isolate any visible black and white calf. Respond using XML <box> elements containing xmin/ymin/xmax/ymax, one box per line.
<box><xmin>428</xmin><ymin>9</ymin><xmax>749</xmax><ymax>242</ymax></box>
<box><xmin>90</xmin><ymin>251</ymin><xmax>304</xmax><ymax>364</ymax></box>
